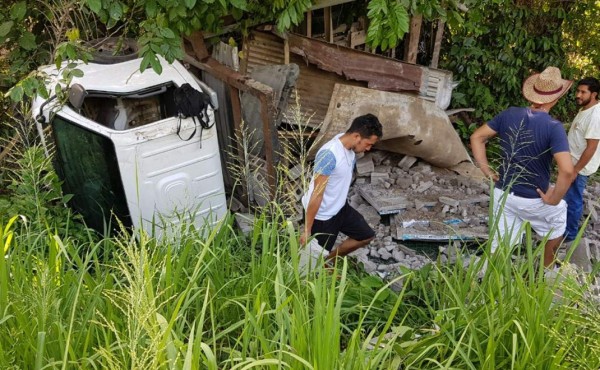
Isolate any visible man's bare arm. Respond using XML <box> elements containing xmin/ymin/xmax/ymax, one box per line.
<box><xmin>574</xmin><ymin>138</ymin><xmax>600</xmax><ymax>174</ymax></box>
<box><xmin>470</xmin><ymin>124</ymin><xmax>499</xmax><ymax>180</ymax></box>
<box><xmin>537</xmin><ymin>151</ymin><xmax>575</xmax><ymax>205</ymax></box>
<box><xmin>300</xmin><ymin>174</ymin><xmax>329</xmax><ymax>245</ymax></box>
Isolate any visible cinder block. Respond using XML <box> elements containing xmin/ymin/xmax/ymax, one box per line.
<box><xmin>398</xmin><ymin>155</ymin><xmax>418</xmax><ymax>171</ymax></box>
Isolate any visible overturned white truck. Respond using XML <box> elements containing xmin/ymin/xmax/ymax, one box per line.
<box><xmin>32</xmin><ymin>54</ymin><xmax>227</xmax><ymax>236</ymax></box>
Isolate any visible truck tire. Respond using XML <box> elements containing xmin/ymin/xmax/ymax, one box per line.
<box><xmin>87</xmin><ymin>37</ymin><xmax>139</xmax><ymax>64</ymax></box>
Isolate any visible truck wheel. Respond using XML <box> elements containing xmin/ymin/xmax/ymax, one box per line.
<box><xmin>87</xmin><ymin>37</ymin><xmax>139</xmax><ymax>64</ymax></box>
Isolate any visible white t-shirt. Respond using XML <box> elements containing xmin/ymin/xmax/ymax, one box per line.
<box><xmin>568</xmin><ymin>103</ymin><xmax>600</xmax><ymax>176</ymax></box>
<box><xmin>302</xmin><ymin>134</ymin><xmax>355</xmax><ymax>220</ymax></box>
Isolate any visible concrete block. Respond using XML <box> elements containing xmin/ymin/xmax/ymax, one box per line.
<box><xmin>569</xmin><ymin>238</ymin><xmax>593</xmax><ymax>272</ymax></box>
<box><xmin>235</xmin><ymin>213</ymin><xmax>255</xmax><ymax>234</ymax></box>
<box><xmin>287</xmin><ymin>164</ymin><xmax>303</xmax><ymax>180</ymax></box>
<box><xmin>228</xmin><ymin>196</ymin><xmax>245</xmax><ymax>213</ymax></box>
<box><xmin>371</xmin><ymin>172</ymin><xmax>390</xmax><ymax>185</ymax></box>
<box><xmin>414</xmin><ymin>163</ymin><xmax>432</xmax><ymax>174</ymax></box>
<box><xmin>415</xmin><ymin>199</ymin><xmax>437</xmax><ymax>210</ymax></box>
<box><xmin>392</xmin><ymin>250</ymin><xmax>405</xmax><ymax>261</ymax></box>
<box><xmin>397</xmin><ymin>244</ymin><xmax>417</xmax><ymax>257</ymax></box>
<box><xmin>374</xmin><ymin>165</ymin><xmax>392</xmax><ymax>173</ymax></box>
<box><xmin>355</xmin><ymin>178</ymin><xmax>366</xmax><ymax>185</ymax></box>
<box><xmin>370</xmin><ymin>150</ymin><xmax>389</xmax><ymax>165</ymax></box>
<box><xmin>398</xmin><ymin>155</ymin><xmax>418</xmax><ymax>171</ymax></box>
<box><xmin>589</xmin><ymin>242</ymin><xmax>600</xmax><ymax>261</ymax></box>
<box><xmin>356</xmin><ymin>156</ymin><xmax>375</xmax><ymax>175</ymax></box>
<box><xmin>379</xmin><ymin>249</ymin><xmax>392</xmax><ymax>260</ymax></box>
<box><xmin>586</xmin><ymin>199</ymin><xmax>599</xmax><ymax>222</ymax></box>
<box><xmin>356</xmin><ymin>254</ymin><xmax>378</xmax><ymax>274</ymax></box>
<box><xmin>416</xmin><ymin>181</ymin><xmax>434</xmax><ymax>193</ymax></box>
<box><xmin>396</xmin><ymin>177</ymin><xmax>413</xmax><ymax>189</ymax></box>
<box><xmin>349</xmin><ymin>194</ymin><xmax>362</xmax><ymax>209</ymax></box>
<box><xmin>459</xmin><ymin>195</ymin><xmax>490</xmax><ymax>206</ymax></box>
<box><xmin>439</xmin><ymin>196</ymin><xmax>460</xmax><ymax>207</ymax></box>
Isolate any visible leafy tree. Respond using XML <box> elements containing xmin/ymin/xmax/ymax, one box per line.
<box><xmin>440</xmin><ymin>0</ymin><xmax>586</xmax><ymax>124</ymax></box>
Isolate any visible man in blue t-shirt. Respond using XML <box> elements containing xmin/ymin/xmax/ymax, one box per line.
<box><xmin>470</xmin><ymin>67</ymin><xmax>575</xmax><ymax>267</ymax></box>
<box><xmin>301</xmin><ymin>114</ymin><xmax>383</xmax><ymax>260</ymax></box>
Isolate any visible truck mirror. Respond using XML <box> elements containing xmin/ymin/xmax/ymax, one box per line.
<box><xmin>69</xmin><ymin>83</ymin><xmax>88</xmax><ymax>110</ymax></box>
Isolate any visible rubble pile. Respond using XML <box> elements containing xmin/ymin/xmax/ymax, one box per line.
<box><xmin>341</xmin><ymin>150</ymin><xmax>600</xmax><ymax>288</ymax></box>
<box><xmin>236</xmin><ymin>149</ymin><xmax>600</xmax><ymax>292</ymax></box>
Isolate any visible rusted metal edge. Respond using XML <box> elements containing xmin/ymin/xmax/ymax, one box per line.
<box><xmin>286</xmin><ymin>33</ymin><xmax>422</xmax><ymax>93</ymax></box>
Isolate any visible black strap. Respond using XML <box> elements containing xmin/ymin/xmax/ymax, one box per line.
<box><xmin>176</xmin><ymin>114</ymin><xmax>197</xmax><ymax>141</ymax></box>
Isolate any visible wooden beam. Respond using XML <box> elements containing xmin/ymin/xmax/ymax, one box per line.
<box><xmin>406</xmin><ymin>14</ymin><xmax>422</xmax><ymax>64</ymax></box>
<box><xmin>324</xmin><ymin>7</ymin><xmax>333</xmax><ymax>43</ymax></box>
<box><xmin>284</xmin><ymin>38</ymin><xmax>290</xmax><ymax>64</ymax></box>
<box><xmin>227</xmin><ymin>85</ymin><xmax>250</xmax><ymax>205</ymax></box>
<box><xmin>310</xmin><ymin>0</ymin><xmax>353</xmax><ymax>10</ymax></box>
<box><xmin>306</xmin><ymin>10</ymin><xmax>312</xmax><ymax>38</ymax></box>
<box><xmin>287</xmin><ymin>33</ymin><xmax>421</xmax><ymax>92</ymax></box>
<box><xmin>430</xmin><ymin>19</ymin><xmax>445</xmax><ymax>69</ymax></box>
<box><xmin>184</xmin><ymin>31</ymin><xmax>277</xmax><ymax>195</ymax></box>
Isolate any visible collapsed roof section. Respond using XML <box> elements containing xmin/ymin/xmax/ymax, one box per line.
<box><xmin>242</xmin><ymin>31</ymin><xmax>455</xmax><ymax>128</ymax></box>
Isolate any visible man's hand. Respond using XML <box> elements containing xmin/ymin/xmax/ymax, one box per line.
<box><xmin>299</xmin><ymin>230</ymin><xmax>309</xmax><ymax>246</ymax></box>
<box><xmin>537</xmin><ymin>185</ymin><xmax>559</xmax><ymax>205</ymax></box>
<box><xmin>486</xmin><ymin>171</ymin><xmax>500</xmax><ymax>182</ymax></box>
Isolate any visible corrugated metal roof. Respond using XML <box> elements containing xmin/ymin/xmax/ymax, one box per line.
<box><xmin>243</xmin><ymin>31</ymin><xmax>454</xmax><ymax>127</ymax></box>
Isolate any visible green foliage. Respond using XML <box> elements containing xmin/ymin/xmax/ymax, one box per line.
<box><xmin>0</xmin><ymin>0</ymin><xmax>100</xmax><ymax>90</ymax></box>
<box><xmin>82</xmin><ymin>0</ymin><xmax>314</xmax><ymax>73</ymax></box>
<box><xmin>441</xmin><ymin>1</ymin><xmax>582</xmax><ymax>123</ymax></box>
<box><xmin>366</xmin><ymin>0</ymin><xmax>409</xmax><ymax>51</ymax></box>
<box><xmin>0</xmin><ymin>146</ymin><xmax>89</xmax><ymax>238</ymax></box>
<box><xmin>562</xmin><ymin>0</ymin><xmax>600</xmax><ymax>78</ymax></box>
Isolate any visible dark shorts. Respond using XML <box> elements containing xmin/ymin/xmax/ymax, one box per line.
<box><xmin>311</xmin><ymin>203</ymin><xmax>375</xmax><ymax>251</ymax></box>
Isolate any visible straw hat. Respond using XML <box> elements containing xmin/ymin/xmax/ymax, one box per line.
<box><xmin>522</xmin><ymin>67</ymin><xmax>572</xmax><ymax>104</ymax></box>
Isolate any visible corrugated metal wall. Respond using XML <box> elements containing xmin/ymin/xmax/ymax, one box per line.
<box><xmin>243</xmin><ymin>31</ymin><xmax>366</xmax><ymax>128</ymax></box>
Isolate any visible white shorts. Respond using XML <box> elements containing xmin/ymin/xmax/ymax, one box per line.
<box><xmin>490</xmin><ymin>187</ymin><xmax>567</xmax><ymax>252</ymax></box>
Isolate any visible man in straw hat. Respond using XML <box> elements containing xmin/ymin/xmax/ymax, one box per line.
<box><xmin>470</xmin><ymin>66</ymin><xmax>575</xmax><ymax>267</ymax></box>
<box><xmin>563</xmin><ymin>77</ymin><xmax>600</xmax><ymax>244</ymax></box>
<box><xmin>301</xmin><ymin>113</ymin><xmax>383</xmax><ymax>261</ymax></box>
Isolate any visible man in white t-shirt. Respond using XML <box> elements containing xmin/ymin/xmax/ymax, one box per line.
<box><xmin>300</xmin><ymin>114</ymin><xmax>383</xmax><ymax>260</ymax></box>
<box><xmin>564</xmin><ymin>77</ymin><xmax>600</xmax><ymax>242</ymax></box>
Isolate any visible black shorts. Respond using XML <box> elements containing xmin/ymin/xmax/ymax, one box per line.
<box><xmin>311</xmin><ymin>203</ymin><xmax>375</xmax><ymax>251</ymax></box>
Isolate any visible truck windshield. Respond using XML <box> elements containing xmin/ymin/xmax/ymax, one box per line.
<box><xmin>51</xmin><ymin>116</ymin><xmax>132</xmax><ymax>233</ymax></box>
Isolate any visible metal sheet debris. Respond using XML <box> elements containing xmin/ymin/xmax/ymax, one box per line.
<box><xmin>392</xmin><ymin>215</ymin><xmax>489</xmax><ymax>242</ymax></box>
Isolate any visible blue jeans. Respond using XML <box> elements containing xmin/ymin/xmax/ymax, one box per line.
<box><xmin>564</xmin><ymin>174</ymin><xmax>589</xmax><ymax>242</ymax></box>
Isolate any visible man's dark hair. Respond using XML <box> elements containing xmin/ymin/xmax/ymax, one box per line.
<box><xmin>346</xmin><ymin>114</ymin><xmax>383</xmax><ymax>138</ymax></box>
<box><xmin>578</xmin><ymin>77</ymin><xmax>600</xmax><ymax>98</ymax></box>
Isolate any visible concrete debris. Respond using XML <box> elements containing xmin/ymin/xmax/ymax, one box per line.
<box><xmin>398</xmin><ymin>155</ymin><xmax>418</xmax><ymax>171</ymax></box>
<box><xmin>358</xmin><ymin>186</ymin><xmax>413</xmax><ymax>214</ymax></box>
<box><xmin>356</xmin><ymin>156</ymin><xmax>375</xmax><ymax>175</ymax></box>
<box><xmin>439</xmin><ymin>196</ymin><xmax>460</xmax><ymax>207</ymax></box>
<box><xmin>234</xmin><ymin>213</ymin><xmax>255</xmax><ymax>234</ymax></box>
<box><xmin>569</xmin><ymin>238</ymin><xmax>593</xmax><ymax>273</ymax></box>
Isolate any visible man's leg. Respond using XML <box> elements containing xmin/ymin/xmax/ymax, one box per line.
<box><xmin>564</xmin><ymin>174</ymin><xmax>589</xmax><ymax>242</ymax></box>
<box><xmin>543</xmin><ymin>236</ymin><xmax>563</xmax><ymax>267</ymax></box>
<box><xmin>328</xmin><ymin>203</ymin><xmax>376</xmax><ymax>261</ymax></box>
<box><xmin>326</xmin><ymin>236</ymin><xmax>374</xmax><ymax>260</ymax></box>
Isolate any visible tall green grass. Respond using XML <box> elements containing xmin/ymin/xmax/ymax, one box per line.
<box><xmin>1</xmin><ymin>147</ymin><xmax>599</xmax><ymax>369</ymax></box>
<box><xmin>2</xmin><ymin>203</ymin><xmax>599</xmax><ymax>369</ymax></box>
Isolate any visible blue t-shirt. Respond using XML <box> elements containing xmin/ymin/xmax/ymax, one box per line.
<box><xmin>488</xmin><ymin>107</ymin><xmax>569</xmax><ymax>198</ymax></box>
